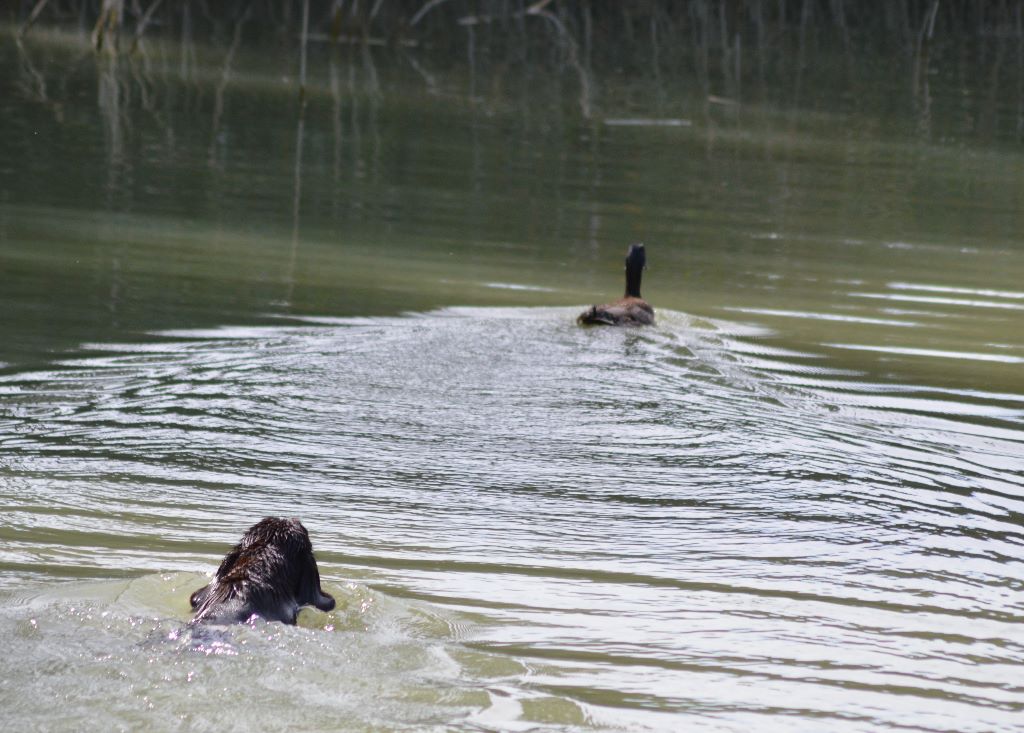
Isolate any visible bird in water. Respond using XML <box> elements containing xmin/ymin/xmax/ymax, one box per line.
<box><xmin>577</xmin><ymin>243</ymin><xmax>655</xmax><ymax>326</ymax></box>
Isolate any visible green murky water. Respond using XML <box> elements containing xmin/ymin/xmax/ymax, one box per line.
<box><xmin>1</xmin><ymin>24</ymin><xmax>1023</xmax><ymax>733</ymax></box>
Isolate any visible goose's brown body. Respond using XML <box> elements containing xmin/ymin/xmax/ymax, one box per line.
<box><xmin>577</xmin><ymin>296</ymin><xmax>654</xmax><ymax>326</ymax></box>
<box><xmin>578</xmin><ymin>244</ymin><xmax>655</xmax><ymax>326</ymax></box>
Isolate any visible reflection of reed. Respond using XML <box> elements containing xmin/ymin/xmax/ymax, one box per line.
<box><xmin>17</xmin><ymin>0</ymin><xmax>1024</xmax><ymax>131</ymax></box>
<box><xmin>208</xmin><ymin>5</ymin><xmax>251</xmax><ymax>167</ymax></box>
<box><xmin>349</xmin><ymin>52</ymin><xmax>363</xmax><ymax>190</ymax></box>
<box><xmin>179</xmin><ymin>1</ymin><xmax>195</xmax><ymax>81</ymax></box>
<box><xmin>299</xmin><ymin>0</ymin><xmax>310</xmax><ymax>99</ymax></box>
<box><xmin>330</xmin><ymin>54</ymin><xmax>344</xmax><ymax>204</ymax></box>
<box><xmin>363</xmin><ymin>44</ymin><xmax>382</xmax><ymax>190</ymax></box>
<box><xmin>288</xmin><ymin>0</ymin><xmax>311</xmax><ymax>302</ymax></box>
<box><xmin>287</xmin><ymin>99</ymin><xmax>307</xmax><ymax>303</ymax></box>
<box><xmin>913</xmin><ymin>0</ymin><xmax>940</xmax><ymax>139</ymax></box>
<box><xmin>1019</xmin><ymin>8</ymin><xmax>1024</xmax><ymax>143</ymax></box>
<box><xmin>11</xmin><ymin>0</ymin><xmax>1024</xmax><ymax>245</ymax></box>
<box><xmin>96</xmin><ymin>54</ymin><xmax>126</xmax><ymax>204</ymax></box>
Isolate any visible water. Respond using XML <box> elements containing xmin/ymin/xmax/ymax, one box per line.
<box><xmin>1</xmin><ymin>23</ymin><xmax>1023</xmax><ymax>733</ymax></box>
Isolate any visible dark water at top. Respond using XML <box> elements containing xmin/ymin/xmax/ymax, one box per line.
<box><xmin>0</xmin><ymin>22</ymin><xmax>1022</xmax><ymax>733</ymax></box>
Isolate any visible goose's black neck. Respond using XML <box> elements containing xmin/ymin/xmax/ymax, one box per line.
<box><xmin>624</xmin><ymin>244</ymin><xmax>646</xmax><ymax>298</ymax></box>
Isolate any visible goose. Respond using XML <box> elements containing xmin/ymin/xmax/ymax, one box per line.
<box><xmin>577</xmin><ymin>243</ymin><xmax>655</xmax><ymax>326</ymax></box>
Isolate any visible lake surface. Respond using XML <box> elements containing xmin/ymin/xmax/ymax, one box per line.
<box><xmin>1</xmin><ymin>22</ymin><xmax>1023</xmax><ymax>733</ymax></box>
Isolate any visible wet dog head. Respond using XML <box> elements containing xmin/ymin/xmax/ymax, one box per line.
<box><xmin>190</xmin><ymin>517</ymin><xmax>335</xmax><ymax>624</ymax></box>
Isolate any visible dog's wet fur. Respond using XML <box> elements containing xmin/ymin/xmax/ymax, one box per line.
<box><xmin>190</xmin><ymin>517</ymin><xmax>335</xmax><ymax>625</ymax></box>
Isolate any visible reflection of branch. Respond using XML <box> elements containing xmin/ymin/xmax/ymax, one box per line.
<box><xmin>14</xmin><ymin>38</ymin><xmax>47</xmax><ymax>101</ymax></box>
<box><xmin>209</xmin><ymin>5</ymin><xmax>251</xmax><ymax>162</ymax></box>
<box><xmin>129</xmin><ymin>0</ymin><xmax>166</xmax><ymax>54</ymax></box>
<box><xmin>129</xmin><ymin>49</ymin><xmax>174</xmax><ymax>140</ymax></box>
<box><xmin>402</xmin><ymin>49</ymin><xmax>438</xmax><ymax>95</ymax></box>
<box><xmin>18</xmin><ymin>0</ymin><xmax>53</xmax><ymax>38</ymax></box>
<box><xmin>411</xmin><ymin>0</ymin><xmax>456</xmax><ymax>27</ymax></box>
<box><xmin>526</xmin><ymin>0</ymin><xmax>555</xmax><ymax>13</ymax></box>
<box><xmin>369</xmin><ymin>0</ymin><xmax>385</xmax><ymax>24</ymax></box>
<box><xmin>14</xmin><ymin>36</ymin><xmax>65</xmax><ymax>122</ymax></box>
<box><xmin>361</xmin><ymin>42</ymin><xmax>381</xmax><ymax>98</ymax></box>
<box><xmin>526</xmin><ymin>6</ymin><xmax>592</xmax><ymax>119</ymax></box>
<box><xmin>438</xmin><ymin>1</ymin><xmax>592</xmax><ymax>118</ymax></box>
<box><xmin>446</xmin><ymin>1</ymin><xmax>591</xmax><ymax>118</ymax></box>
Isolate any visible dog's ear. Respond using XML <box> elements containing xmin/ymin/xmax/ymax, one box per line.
<box><xmin>214</xmin><ymin>547</ymin><xmax>242</xmax><ymax>579</ymax></box>
<box><xmin>191</xmin><ymin>543</ymin><xmax>241</xmax><ymax>615</ymax></box>
<box><xmin>298</xmin><ymin>552</ymin><xmax>335</xmax><ymax>612</ymax></box>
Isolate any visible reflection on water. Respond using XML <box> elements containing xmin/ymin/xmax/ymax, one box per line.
<box><xmin>1</xmin><ymin>19</ymin><xmax>1024</xmax><ymax>733</ymax></box>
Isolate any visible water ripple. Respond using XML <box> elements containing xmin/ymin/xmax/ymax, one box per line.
<box><xmin>1</xmin><ymin>307</ymin><xmax>1022</xmax><ymax>731</ymax></box>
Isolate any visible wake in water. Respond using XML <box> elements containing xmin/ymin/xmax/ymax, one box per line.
<box><xmin>0</xmin><ymin>307</ymin><xmax>1021</xmax><ymax>732</ymax></box>
<box><xmin>0</xmin><ymin>572</ymin><xmax>512</xmax><ymax>731</ymax></box>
